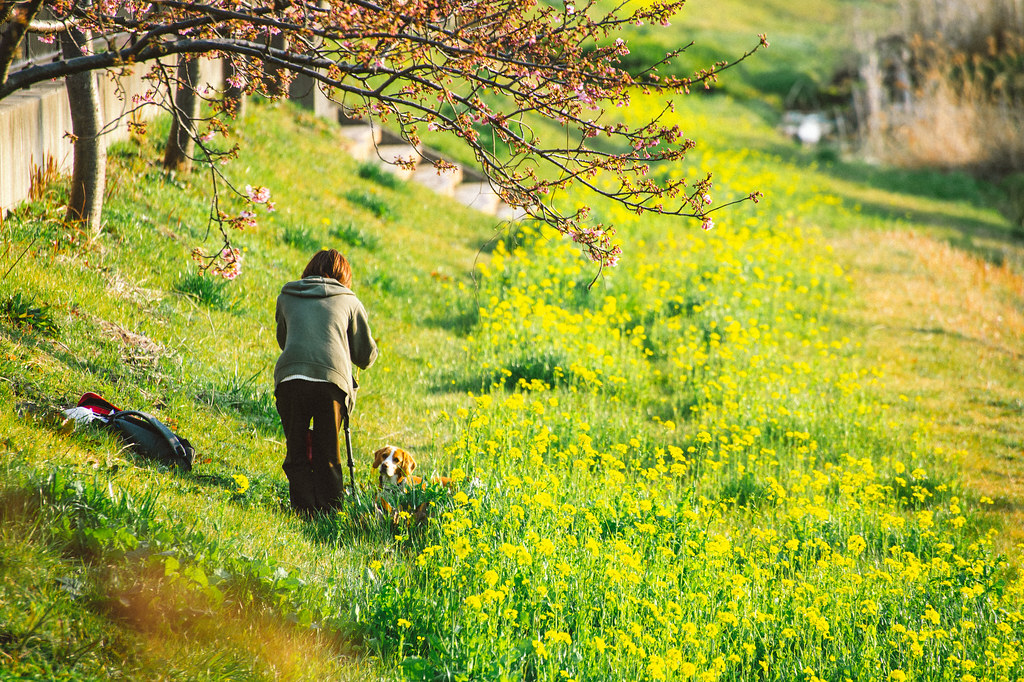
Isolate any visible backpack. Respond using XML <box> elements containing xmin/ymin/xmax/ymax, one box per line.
<box><xmin>74</xmin><ymin>393</ymin><xmax>195</xmax><ymax>471</ymax></box>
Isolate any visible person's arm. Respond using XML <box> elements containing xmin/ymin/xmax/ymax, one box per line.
<box><xmin>275</xmin><ymin>297</ymin><xmax>288</xmax><ymax>350</ymax></box>
<box><xmin>349</xmin><ymin>303</ymin><xmax>378</xmax><ymax>370</ymax></box>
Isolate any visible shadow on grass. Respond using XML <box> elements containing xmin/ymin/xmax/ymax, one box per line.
<box><xmin>194</xmin><ymin>380</ymin><xmax>282</xmax><ymax>438</ymax></box>
<box><xmin>0</xmin><ymin>321</ymin><xmax>168</xmax><ymax>411</ymax></box>
<box><xmin>715</xmin><ymin>126</ymin><xmax>1008</xmax><ymax>210</ymax></box>
<box><xmin>879</xmin><ymin>473</ymin><xmax>957</xmax><ymax>511</ymax></box>
<box><xmin>188</xmin><ymin>471</ymin><xmax>291</xmax><ymax>512</ymax></box>
<box><xmin>807</xmin><ymin>156</ymin><xmax>1023</xmax><ymax>264</ymax></box>
<box><xmin>825</xmin><ymin>161</ymin><xmax>1005</xmax><ymax>205</ymax></box>
<box><xmin>984</xmin><ymin>495</ymin><xmax>1024</xmax><ymax>516</ymax></box>
<box><xmin>423</xmin><ymin>306</ymin><xmax>479</xmax><ymax>337</ymax></box>
<box><xmin>833</xmin><ymin>316</ymin><xmax>1023</xmax><ymax>363</ymax></box>
<box><xmin>695</xmin><ymin>129</ymin><xmax>1019</xmax><ymax>248</ymax></box>
<box><xmin>299</xmin><ymin>486</ymin><xmax>451</xmax><ymax>548</ymax></box>
<box><xmin>902</xmin><ymin>325</ymin><xmax>1023</xmax><ymax>361</ymax></box>
<box><xmin>430</xmin><ymin>351</ymin><xmax>568</xmax><ymax>394</ymax></box>
<box><xmin>0</xmin><ymin>466</ymin><xmax>361</xmax><ymax>676</ymax></box>
<box><xmin>471</xmin><ymin>226</ymin><xmax>526</xmax><ymax>257</ymax></box>
<box><xmin>838</xmin><ymin>195</ymin><xmax>1023</xmax><ymax>268</ymax></box>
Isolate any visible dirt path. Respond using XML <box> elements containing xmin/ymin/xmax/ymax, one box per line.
<box><xmin>833</xmin><ymin>228</ymin><xmax>1024</xmax><ymax>561</ymax></box>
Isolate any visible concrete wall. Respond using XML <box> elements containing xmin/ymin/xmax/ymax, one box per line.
<box><xmin>0</xmin><ymin>58</ymin><xmax>223</xmax><ymax>214</ymax></box>
<box><xmin>0</xmin><ymin>82</ymin><xmax>73</xmax><ymax>211</ymax></box>
<box><xmin>0</xmin><ymin>59</ymin><xmax>516</xmax><ymax>220</ymax></box>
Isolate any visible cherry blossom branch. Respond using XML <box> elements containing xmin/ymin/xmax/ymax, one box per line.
<box><xmin>1</xmin><ymin>0</ymin><xmax>770</xmax><ymax>266</ymax></box>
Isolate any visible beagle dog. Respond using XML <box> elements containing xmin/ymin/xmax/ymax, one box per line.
<box><xmin>372</xmin><ymin>445</ymin><xmax>452</xmax><ymax>489</ymax></box>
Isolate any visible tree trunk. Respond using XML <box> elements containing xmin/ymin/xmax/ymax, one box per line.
<box><xmin>61</xmin><ymin>17</ymin><xmax>106</xmax><ymax>235</ymax></box>
<box><xmin>163</xmin><ymin>55</ymin><xmax>201</xmax><ymax>173</ymax></box>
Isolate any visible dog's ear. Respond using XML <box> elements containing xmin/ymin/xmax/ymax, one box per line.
<box><xmin>371</xmin><ymin>446</ymin><xmax>390</xmax><ymax>469</ymax></box>
<box><xmin>397</xmin><ymin>448</ymin><xmax>416</xmax><ymax>474</ymax></box>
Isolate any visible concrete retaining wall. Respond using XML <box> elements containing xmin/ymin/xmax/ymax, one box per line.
<box><xmin>0</xmin><ymin>59</ymin><xmax>223</xmax><ymax>215</ymax></box>
<box><xmin>1</xmin><ymin>58</ymin><xmax>518</xmax><ymax>220</ymax></box>
<box><xmin>0</xmin><ymin>82</ymin><xmax>73</xmax><ymax>211</ymax></box>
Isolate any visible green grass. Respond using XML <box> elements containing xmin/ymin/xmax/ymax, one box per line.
<box><xmin>1</xmin><ymin>292</ymin><xmax>60</xmax><ymax>336</ymax></box>
<box><xmin>357</xmin><ymin>161</ymin><xmax>407</xmax><ymax>191</ymax></box>
<box><xmin>611</xmin><ymin>0</ymin><xmax>876</xmax><ymax>106</ymax></box>
<box><xmin>0</xmin><ymin>99</ymin><xmax>503</xmax><ymax>680</ymax></box>
<box><xmin>175</xmin><ymin>271</ymin><xmax>234</xmax><ymax>309</ymax></box>
<box><xmin>1</xmin><ymin>26</ymin><xmax>1024</xmax><ymax>681</ymax></box>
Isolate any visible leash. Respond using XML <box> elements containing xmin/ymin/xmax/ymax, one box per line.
<box><xmin>343</xmin><ymin>410</ymin><xmax>356</xmax><ymax>502</ymax></box>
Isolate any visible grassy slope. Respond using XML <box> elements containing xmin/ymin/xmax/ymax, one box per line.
<box><xmin>1</xmin><ymin>102</ymin><xmax>500</xmax><ymax>679</ymax></box>
<box><xmin>1</xmin><ymin>2</ymin><xmax>1023</xmax><ymax>679</ymax></box>
<box><xmin>626</xmin><ymin>0</ymin><xmax>896</xmax><ymax>106</ymax></box>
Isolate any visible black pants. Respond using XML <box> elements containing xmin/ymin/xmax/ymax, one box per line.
<box><xmin>274</xmin><ymin>379</ymin><xmax>349</xmax><ymax>514</ymax></box>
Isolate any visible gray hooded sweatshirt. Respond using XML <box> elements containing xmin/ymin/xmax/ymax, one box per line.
<box><xmin>274</xmin><ymin>276</ymin><xmax>378</xmax><ymax>413</ymax></box>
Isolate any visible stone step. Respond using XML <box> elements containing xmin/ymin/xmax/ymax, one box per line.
<box><xmin>336</xmin><ymin>124</ymin><xmax>381</xmax><ymax>161</ymax></box>
<box><xmin>372</xmin><ymin>143</ymin><xmax>422</xmax><ymax>181</ymax></box>
<box><xmin>454</xmin><ymin>181</ymin><xmax>502</xmax><ymax>214</ymax></box>
<box><xmin>413</xmin><ymin>163</ymin><xmax>463</xmax><ymax>196</ymax></box>
<box><xmin>324</xmin><ymin>115</ymin><xmax>524</xmax><ymax>220</ymax></box>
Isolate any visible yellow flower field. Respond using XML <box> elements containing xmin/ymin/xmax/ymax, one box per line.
<box><xmin>353</xmin><ymin>123</ymin><xmax>1024</xmax><ymax>681</ymax></box>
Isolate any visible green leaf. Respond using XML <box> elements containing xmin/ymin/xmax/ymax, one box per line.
<box><xmin>185</xmin><ymin>565</ymin><xmax>208</xmax><ymax>587</ymax></box>
<box><xmin>400</xmin><ymin>657</ymin><xmax>433</xmax><ymax>681</ymax></box>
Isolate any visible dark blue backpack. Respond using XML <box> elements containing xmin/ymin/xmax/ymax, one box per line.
<box><xmin>76</xmin><ymin>393</ymin><xmax>195</xmax><ymax>471</ymax></box>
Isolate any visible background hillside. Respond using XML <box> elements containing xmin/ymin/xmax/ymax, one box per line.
<box><xmin>2</xmin><ymin>1</ymin><xmax>1023</xmax><ymax>680</ymax></box>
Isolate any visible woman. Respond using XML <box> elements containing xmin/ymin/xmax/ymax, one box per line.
<box><xmin>274</xmin><ymin>249</ymin><xmax>378</xmax><ymax>514</ymax></box>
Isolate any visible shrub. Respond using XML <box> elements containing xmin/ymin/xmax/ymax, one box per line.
<box><xmin>1</xmin><ymin>292</ymin><xmax>60</xmax><ymax>336</ymax></box>
<box><xmin>343</xmin><ymin>190</ymin><xmax>396</xmax><ymax>221</ymax></box>
<box><xmin>175</xmin><ymin>272</ymin><xmax>232</xmax><ymax>309</ymax></box>
<box><xmin>356</xmin><ymin>161</ymin><xmax>406</xmax><ymax>191</ymax></box>
<box><xmin>332</xmin><ymin>221</ymin><xmax>380</xmax><ymax>251</ymax></box>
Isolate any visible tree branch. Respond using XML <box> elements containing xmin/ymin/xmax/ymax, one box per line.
<box><xmin>27</xmin><ymin>17</ymin><xmax>79</xmax><ymax>33</ymax></box>
<box><xmin>0</xmin><ymin>0</ymin><xmax>45</xmax><ymax>85</ymax></box>
<box><xmin>0</xmin><ymin>0</ymin><xmax>770</xmax><ymax>265</ymax></box>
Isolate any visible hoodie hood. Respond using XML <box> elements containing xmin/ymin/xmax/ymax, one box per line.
<box><xmin>280</xmin><ymin>276</ymin><xmax>354</xmax><ymax>299</ymax></box>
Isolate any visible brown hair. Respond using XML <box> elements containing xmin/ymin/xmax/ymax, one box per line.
<box><xmin>302</xmin><ymin>249</ymin><xmax>353</xmax><ymax>288</ymax></box>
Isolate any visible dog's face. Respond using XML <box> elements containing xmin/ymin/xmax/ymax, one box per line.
<box><xmin>372</xmin><ymin>445</ymin><xmax>417</xmax><ymax>486</ymax></box>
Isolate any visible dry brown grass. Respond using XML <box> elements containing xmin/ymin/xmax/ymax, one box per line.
<box><xmin>833</xmin><ymin>228</ymin><xmax>1024</xmax><ymax>560</ymax></box>
<box><xmin>28</xmin><ymin>156</ymin><xmax>64</xmax><ymax>203</ymax></box>
<box><xmin>881</xmin><ymin>50</ymin><xmax>1024</xmax><ymax>173</ymax></box>
<box><xmin>870</xmin><ymin>1</ymin><xmax>1024</xmax><ymax>174</ymax></box>
<box><xmin>901</xmin><ymin>0</ymin><xmax>1024</xmax><ymax>53</ymax></box>
<box><xmin>97</xmin><ymin>319</ymin><xmax>166</xmax><ymax>367</ymax></box>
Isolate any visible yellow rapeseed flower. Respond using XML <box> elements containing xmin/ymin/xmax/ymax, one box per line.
<box><xmin>545</xmin><ymin>630</ymin><xmax>572</xmax><ymax>645</ymax></box>
<box><xmin>847</xmin><ymin>535</ymin><xmax>867</xmax><ymax>556</ymax></box>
